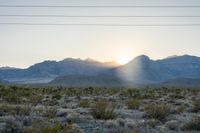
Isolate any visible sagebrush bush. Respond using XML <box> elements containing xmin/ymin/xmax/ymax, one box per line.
<box><xmin>182</xmin><ymin>116</ymin><xmax>200</xmax><ymax>131</ymax></box>
<box><xmin>126</xmin><ymin>99</ymin><xmax>140</xmax><ymax>110</ymax></box>
<box><xmin>91</xmin><ymin>100</ymin><xmax>116</xmax><ymax>120</ymax></box>
<box><xmin>144</xmin><ymin>104</ymin><xmax>171</xmax><ymax>121</ymax></box>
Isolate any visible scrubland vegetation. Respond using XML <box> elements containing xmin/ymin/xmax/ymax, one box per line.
<box><xmin>0</xmin><ymin>85</ymin><xmax>199</xmax><ymax>133</ymax></box>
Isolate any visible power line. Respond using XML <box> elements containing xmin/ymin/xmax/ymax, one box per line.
<box><xmin>0</xmin><ymin>23</ymin><xmax>200</xmax><ymax>26</ymax></box>
<box><xmin>1</xmin><ymin>15</ymin><xmax>200</xmax><ymax>18</ymax></box>
<box><xmin>0</xmin><ymin>5</ymin><xmax>200</xmax><ymax>8</ymax></box>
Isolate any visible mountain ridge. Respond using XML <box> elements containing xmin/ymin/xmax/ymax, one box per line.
<box><xmin>1</xmin><ymin>54</ymin><xmax>200</xmax><ymax>86</ymax></box>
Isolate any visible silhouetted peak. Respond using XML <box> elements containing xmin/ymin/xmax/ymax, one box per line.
<box><xmin>84</xmin><ymin>58</ymin><xmax>99</xmax><ymax>63</ymax></box>
<box><xmin>162</xmin><ymin>55</ymin><xmax>200</xmax><ymax>62</ymax></box>
<box><xmin>165</xmin><ymin>55</ymin><xmax>178</xmax><ymax>59</ymax></box>
<box><xmin>61</xmin><ymin>58</ymin><xmax>81</xmax><ymax>62</ymax></box>
<box><xmin>134</xmin><ymin>55</ymin><xmax>150</xmax><ymax>61</ymax></box>
<box><xmin>0</xmin><ymin>66</ymin><xmax>17</xmax><ymax>70</ymax></box>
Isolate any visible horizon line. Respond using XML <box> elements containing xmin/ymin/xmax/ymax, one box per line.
<box><xmin>0</xmin><ymin>54</ymin><xmax>199</xmax><ymax>69</ymax></box>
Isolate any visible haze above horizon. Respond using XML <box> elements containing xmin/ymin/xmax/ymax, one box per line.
<box><xmin>1</xmin><ymin>0</ymin><xmax>200</xmax><ymax>68</ymax></box>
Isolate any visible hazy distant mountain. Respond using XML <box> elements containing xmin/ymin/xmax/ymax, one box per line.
<box><xmin>163</xmin><ymin>78</ymin><xmax>200</xmax><ymax>87</ymax></box>
<box><xmin>49</xmin><ymin>74</ymin><xmax>123</xmax><ymax>87</ymax></box>
<box><xmin>0</xmin><ymin>78</ymin><xmax>9</xmax><ymax>84</ymax></box>
<box><xmin>1</xmin><ymin>54</ymin><xmax>200</xmax><ymax>86</ymax></box>
<box><xmin>116</xmin><ymin>54</ymin><xmax>200</xmax><ymax>84</ymax></box>
<box><xmin>0</xmin><ymin>58</ymin><xmax>119</xmax><ymax>84</ymax></box>
<box><xmin>116</xmin><ymin>55</ymin><xmax>164</xmax><ymax>83</ymax></box>
<box><xmin>0</xmin><ymin>66</ymin><xmax>17</xmax><ymax>70</ymax></box>
<box><xmin>48</xmin><ymin>54</ymin><xmax>200</xmax><ymax>87</ymax></box>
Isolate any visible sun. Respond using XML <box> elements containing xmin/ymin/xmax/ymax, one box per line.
<box><xmin>117</xmin><ymin>56</ymin><xmax>132</xmax><ymax>65</ymax></box>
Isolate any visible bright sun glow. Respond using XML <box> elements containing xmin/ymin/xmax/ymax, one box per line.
<box><xmin>117</xmin><ymin>56</ymin><xmax>132</xmax><ymax>65</ymax></box>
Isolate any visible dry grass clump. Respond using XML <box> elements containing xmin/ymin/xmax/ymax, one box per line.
<box><xmin>126</xmin><ymin>99</ymin><xmax>140</xmax><ymax>110</ymax></box>
<box><xmin>52</xmin><ymin>93</ymin><xmax>62</xmax><ymax>100</ymax></box>
<box><xmin>3</xmin><ymin>94</ymin><xmax>22</xmax><ymax>104</ymax></box>
<box><xmin>23</xmin><ymin>120</ymin><xmax>82</xmax><ymax>133</ymax></box>
<box><xmin>79</xmin><ymin>100</ymin><xmax>90</xmax><ymax>108</ymax></box>
<box><xmin>173</xmin><ymin>106</ymin><xmax>185</xmax><ymax>114</ymax></box>
<box><xmin>193</xmin><ymin>99</ymin><xmax>200</xmax><ymax>113</ymax></box>
<box><xmin>29</xmin><ymin>95</ymin><xmax>43</xmax><ymax>106</ymax></box>
<box><xmin>91</xmin><ymin>100</ymin><xmax>117</xmax><ymax>120</ymax></box>
<box><xmin>44</xmin><ymin>107</ymin><xmax>57</xmax><ymax>119</ymax></box>
<box><xmin>182</xmin><ymin>116</ymin><xmax>200</xmax><ymax>131</ymax></box>
<box><xmin>144</xmin><ymin>104</ymin><xmax>171</xmax><ymax>121</ymax></box>
<box><xmin>0</xmin><ymin>104</ymin><xmax>31</xmax><ymax>116</ymax></box>
<box><xmin>169</xmin><ymin>94</ymin><xmax>185</xmax><ymax>99</ymax></box>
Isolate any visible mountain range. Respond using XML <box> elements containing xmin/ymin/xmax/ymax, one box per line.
<box><xmin>1</xmin><ymin>54</ymin><xmax>200</xmax><ymax>87</ymax></box>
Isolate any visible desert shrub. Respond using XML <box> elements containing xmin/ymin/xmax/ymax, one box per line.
<box><xmin>144</xmin><ymin>119</ymin><xmax>160</xmax><ymax>128</ymax></box>
<box><xmin>139</xmin><ymin>90</ymin><xmax>157</xmax><ymax>99</ymax></box>
<box><xmin>126</xmin><ymin>99</ymin><xmax>140</xmax><ymax>110</ymax></box>
<box><xmin>44</xmin><ymin>107</ymin><xmax>57</xmax><ymax>119</ymax></box>
<box><xmin>169</xmin><ymin>94</ymin><xmax>185</xmax><ymax>99</ymax></box>
<box><xmin>23</xmin><ymin>121</ymin><xmax>63</xmax><ymax>133</ymax></box>
<box><xmin>144</xmin><ymin>104</ymin><xmax>171</xmax><ymax>121</ymax></box>
<box><xmin>91</xmin><ymin>100</ymin><xmax>116</xmax><ymax>120</ymax></box>
<box><xmin>43</xmin><ymin>99</ymin><xmax>58</xmax><ymax>106</ymax></box>
<box><xmin>14</xmin><ymin>106</ymin><xmax>32</xmax><ymax>116</ymax></box>
<box><xmin>0</xmin><ymin>104</ymin><xmax>31</xmax><ymax>116</ymax></box>
<box><xmin>182</xmin><ymin>116</ymin><xmax>200</xmax><ymax>131</ymax></box>
<box><xmin>79</xmin><ymin>100</ymin><xmax>90</xmax><ymax>108</ymax></box>
<box><xmin>52</xmin><ymin>93</ymin><xmax>62</xmax><ymax>100</ymax></box>
<box><xmin>193</xmin><ymin>99</ymin><xmax>200</xmax><ymax>112</ymax></box>
<box><xmin>165</xmin><ymin>120</ymin><xmax>178</xmax><ymax>130</ymax></box>
<box><xmin>3</xmin><ymin>93</ymin><xmax>22</xmax><ymax>103</ymax></box>
<box><xmin>30</xmin><ymin>95</ymin><xmax>43</xmax><ymax>106</ymax></box>
<box><xmin>23</xmin><ymin>120</ymin><xmax>83</xmax><ymax>133</ymax></box>
<box><xmin>173</xmin><ymin>106</ymin><xmax>185</xmax><ymax>114</ymax></box>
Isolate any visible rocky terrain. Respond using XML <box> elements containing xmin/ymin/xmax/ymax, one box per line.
<box><xmin>0</xmin><ymin>85</ymin><xmax>199</xmax><ymax>133</ymax></box>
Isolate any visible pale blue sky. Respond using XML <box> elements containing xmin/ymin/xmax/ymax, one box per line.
<box><xmin>0</xmin><ymin>0</ymin><xmax>200</xmax><ymax>68</ymax></box>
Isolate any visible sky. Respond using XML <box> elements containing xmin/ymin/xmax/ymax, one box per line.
<box><xmin>0</xmin><ymin>0</ymin><xmax>200</xmax><ymax>68</ymax></box>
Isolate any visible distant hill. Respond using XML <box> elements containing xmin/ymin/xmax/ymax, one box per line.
<box><xmin>0</xmin><ymin>78</ymin><xmax>9</xmax><ymax>84</ymax></box>
<box><xmin>49</xmin><ymin>74</ymin><xmax>123</xmax><ymax>87</ymax></box>
<box><xmin>116</xmin><ymin>55</ymin><xmax>200</xmax><ymax>84</ymax></box>
<box><xmin>163</xmin><ymin>78</ymin><xmax>200</xmax><ymax>87</ymax></box>
<box><xmin>1</xmin><ymin>54</ymin><xmax>200</xmax><ymax>87</ymax></box>
<box><xmin>0</xmin><ymin>58</ymin><xmax>119</xmax><ymax>84</ymax></box>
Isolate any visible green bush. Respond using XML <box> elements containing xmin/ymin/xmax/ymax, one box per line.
<box><xmin>91</xmin><ymin>100</ymin><xmax>116</xmax><ymax>120</ymax></box>
<box><xmin>144</xmin><ymin>104</ymin><xmax>171</xmax><ymax>121</ymax></box>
